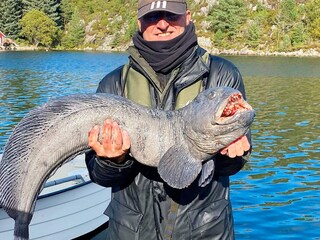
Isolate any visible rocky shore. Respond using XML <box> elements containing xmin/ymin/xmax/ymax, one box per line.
<box><xmin>197</xmin><ymin>37</ymin><xmax>320</xmax><ymax>57</ymax></box>
<box><xmin>3</xmin><ymin>38</ymin><xmax>320</xmax><ymax>58</ymax></box>
<box><xmin>209</xmin><ymin>47</ymin><xmax>320</xmax><ymax>57</ymax></box>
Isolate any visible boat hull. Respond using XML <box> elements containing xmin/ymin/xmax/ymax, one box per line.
<box><xmin>0</xmin><ymin>154</ymin><xmax>110</xmax><ymax>239</ymax></box>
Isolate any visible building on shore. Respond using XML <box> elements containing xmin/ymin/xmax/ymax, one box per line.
<box><xmin>0</xmin><ymin>31</ymin><xmax>18</xmax><ymax>50</ymax></box>
<box><xmin>0</xmin><ymin>31</ymin><xmax>6</xmax><ymax>46</ymax></box>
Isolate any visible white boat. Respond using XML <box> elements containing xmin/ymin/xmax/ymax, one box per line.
<box><xmin>0</xmin><ymin>153</ymin><xmax>111</xmax><ymax>239</ymax></box>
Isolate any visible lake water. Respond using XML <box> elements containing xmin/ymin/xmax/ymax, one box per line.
<box><xmin>0</xmin><ymin>51</ymin><xmax>319</xmax><ymax>239</ymax></box>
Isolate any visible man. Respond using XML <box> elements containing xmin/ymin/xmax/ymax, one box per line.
<box><xmin>85</xmin><ymin>0</ymin><xmax>251</xmax><ymax>239</ymax></box>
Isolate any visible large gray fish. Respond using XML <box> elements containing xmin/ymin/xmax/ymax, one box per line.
<box><xmin>0</xmin><ymin>87</ymin><xmax>255</xmax><ymax>240</ymax></box>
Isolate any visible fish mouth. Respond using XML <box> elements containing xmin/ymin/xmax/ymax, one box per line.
<box><xmin>216</xmin><ymin>93</ymin><xmax>252</xmax><ymax>123</ymax></box>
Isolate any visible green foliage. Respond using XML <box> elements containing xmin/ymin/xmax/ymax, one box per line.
<box><xmin>279</xmin><ymin>34</ymin><xmax>291</xmax><ymax>51</ymax></box>
<box><xmin>0</xmin><ymin>0</ymin><xmax>319</xmax><ymax>52</ymax></box>
<box><xmin>61</xmin><ymin>8</ymin><xmax>85</xmax><ymax>49</ymax></box>
<box><xmin>247</xmin><ymin>22</ymin><xmax>261</xmax><ymax>48</ymax></box>
<box><xmin>60</xmin><ymin>0</ymin><xmax>74</xmax><ymax>25</ymax></box>
<box><xmin>270</xmin><ymin>0</ymin><xmax>309</xmax><ymax>51</ymax></box>
<box><xmin>20</xmin><ymin>9</ymin><xmax>58</xmax><ymax>47</ymax></box>
<box><xmin>279</xmin><ymin>0</ymin><xmax>297</xmax><ymax>24</ymax></box>
<box><xmin>290</xmin><ymin>22</ymin><xmax>308</xmax><ymax>47</ymax></box>
<box><xmin>310</xmin><ymin>18</ymin><xmax>320</xmax><ymax>39</ymax></box>
<box><xmin>208</xmin><ymin>0</ymin><xmax>248</xmax><ymax>42</ymax></box>
<box><xmin>305</xmin><ymin>0</ymin><xmax>320</xmax><ymax>40</ymax></box>
<box><xmin>43</xmin><ymin>0</ymin><xmax>62</xmax><ymax>26</ymax></box>
<box><xmin>213</xmin><ymin>29</ymin><xmax>225</xmax><ymax>47</ymax></box>
<box><xmin>0</xmin><ymin>0</ymin><xmax>23</xmax><ymax>39</ymax></box>
<box><xmin>22</xmin><ymin>0</ymin><xmax>38</xmax><ymax>13</ymax></box>
<box><xmin>125</xmin><ymin>17</ymin><xmax>138</xmax><ymax>41</ymax></box>
<box><xmin>22</xmin><ymin>0</ymin><xmax>62</xmax><ymax>26</ymax></box>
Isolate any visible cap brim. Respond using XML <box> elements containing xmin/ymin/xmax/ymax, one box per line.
<box><xmin>138</xmin><ymin>2</ymin><xmax>186</xmax><ymax>18</ymax></box>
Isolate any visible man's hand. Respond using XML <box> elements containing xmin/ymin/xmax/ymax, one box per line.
<box><xmin>220</xmin><ymin>136</ymin><xmax>250</xmax><ymax>158</ymax></box>
<box><xmin>88</xmin><ymin>119</ymin><xmax>131</xmax><ymax>163</ymax></box>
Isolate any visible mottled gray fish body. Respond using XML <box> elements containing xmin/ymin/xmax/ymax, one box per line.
<box><xmin>0</xmin><ymin>87</ymin><xmax>255</xmax><ymax>240</ymax></box>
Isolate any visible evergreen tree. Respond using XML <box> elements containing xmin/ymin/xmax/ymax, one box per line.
<box><xmin>208</xmin><ymin>0</ymin><xmax>248</xmax><ymax>41</ymax></box>
<box><xmin>0</xmin><ymin>1</ymin><xmax>4</xmax><ymax>31</ymax></box>
<box><xmin>280</xmin><ymin>0</ymin><xmax>297</xmax><ymax>23</ymax></box>
<box><xmin>305</xmin><ymin>0</ymin><xmax>320</xmax><ymax>40</ymax></box>
<box><xmin>276</xmin><ymin>0</ymin><xmax>298</xmax><ymax>32</ymax></box>
<box><xmin>61</xmin><ymin>8</ymin><xmax>85</xmax><ymax>49</ymax></box>
<box><xmin>213</xmin><ymin>29</ymin><xmax>225</xmax><ymax>47</ymax></box>
<box><xmin>291</xmin><ymin>22</ymin><xmax>308</xmax><ymax>47</ymax></box>
<box><xmin>0</xmin><ymin>0</ymin><xmax>23</xmax><ymax>39</ymax></box>
<box><xmin>22</xmin><ymin>0</ymin><xmax>62</xmax><ymax>27</ymax></box>
<box><xmin>42</xmin><ymin>0</ymin><xmax>62</xmax><ymax>26</ymax></box>
<box><xmin>22</xmin><ymin>0</ymin><xmax>40</xmax><ymax>12</ymax></box>
<box><xmin>60</xmin><ymin>0</ymin><xmax>74</xmax><ymax>27</ymax></box>
<box><xmin>247</xmin><ymin>22</ymin><xmax>261</xmax><ymax>48</ymax></box>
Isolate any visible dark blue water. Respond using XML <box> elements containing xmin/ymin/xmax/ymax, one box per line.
<box><xmin>0</xmin><ymin>51</ymin><xmax>128</xmax><ymax>149</ymax></box>
<box><xmin>0</xmin><ymin>51</ymin><xmax>319</xmax><ymax>239</ymax></box>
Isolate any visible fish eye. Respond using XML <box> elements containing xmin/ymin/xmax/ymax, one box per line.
<box><xmin>207</xmin><ymin>91</ymin><xmax>216</xmax><ymax>100</ymax></box>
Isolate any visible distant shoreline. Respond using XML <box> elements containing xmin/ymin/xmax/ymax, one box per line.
<box><xmin>2</xmin><ymin>45</ymin><xmax>320</xmax><ymax>58</ymax></box>
<box><xmin>209</xmin><ymin>48</ymin><xmax>320</xmax><ymax>58</ymax></box>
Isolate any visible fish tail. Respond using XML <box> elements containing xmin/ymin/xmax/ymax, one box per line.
<box><xmin>14</xmin><ymin>213</ymin><xmax>32</xmax><ymax>240</ymax></box>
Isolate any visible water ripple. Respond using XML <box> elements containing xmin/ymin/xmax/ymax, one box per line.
<box><xmin>1</xmin><ymin>52</ymin><xmax>319</xmax><ymax>239</ymax></box>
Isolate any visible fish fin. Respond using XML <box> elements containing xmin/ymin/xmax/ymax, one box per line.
<box><xmin>158</xmin><ymin>145</ymin><xmax>202</xmax><ymax>189</ymax></box>
<box><xmin>198</xmin><ymin>160</ymin><xmax>215</xmax><ymax>187</ymax></box>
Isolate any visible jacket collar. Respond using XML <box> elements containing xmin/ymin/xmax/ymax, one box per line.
<box><xmin>127</xmin><ymin>45</ymin><xmax>210</xmax><ymax>91</ymax></box>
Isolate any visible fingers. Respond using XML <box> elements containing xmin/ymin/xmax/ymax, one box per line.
<box><xmin>220</xmin><ymin>136</ymin><xmax>251</xmax><ymax>158</ymax></box>
<box><xmin>88</xmin><ymin>125</ymin><xmax>99</xmax><ymax>147</ymax></box>
<box><xmin>88</xmin><ymin>125</ymin><xmax>104</xmax><ymax>156</ymax></box>
<box><xmin>88</xmin><ymin>119</ymin><xmax>131</xmax><ymax>160</ymax></box>
<box><xmin>220</xmin><ymin>147</ymin><xmax>228</xmax><ymax>155</ymax></box>
<box><xmin>102</xmin><ymin>119</ymin><xmax>112</xmax><ymax>147</ymax></box>
<box><xmin>112</xmin><ymin>122</ymin><xmax>124</xmax><ymax>146</ymax></box>
<box><xmin>102</xmin><ymin>119</ymin><xmax>122</xmax><ymax>149</ymax></box>
<box><xmin>240</xmin><ymin>135</ymin><xmax>251</xmax><ymax>152</ymax></box>
<box><xmin>227</xmin><ymin>143</ymin><xmax>237</xmax><ymax>158</ymax></box>
<box><xmin>121</xmin><ymin>129</ymin><xmax>131</xmax><ymax>151</ymax></box>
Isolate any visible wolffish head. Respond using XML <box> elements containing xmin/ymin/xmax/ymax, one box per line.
<box><xmin>182</xmin><ymin>87</ymin><xmax>255</xmax><ymax>156</ymax></box>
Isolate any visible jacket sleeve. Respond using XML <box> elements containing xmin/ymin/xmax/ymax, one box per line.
<box><xmin>85</xmin><ymin>65</ymin><xmax>139</xmax><ymax>188</ymax></box>
<box><xmin>206</xmin><ymin>55</ymin><xmax>251</xmax><ymax>176</ymax></box>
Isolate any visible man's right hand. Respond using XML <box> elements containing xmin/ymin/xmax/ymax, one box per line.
<box><xmin>88</xmin><ymin>119</ymin><xmax>131</xmax><ymax>164</ymax></box>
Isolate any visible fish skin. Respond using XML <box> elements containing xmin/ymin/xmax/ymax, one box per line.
<box><xmin>0</xmin><ymin>87</ymin><xmax>255</xmax><ymax>239</ymax></box>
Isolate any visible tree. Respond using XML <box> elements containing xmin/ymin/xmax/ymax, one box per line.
<box><xmin>208</xmin><ymin>0</ymin><xmax>248</xmax><ymax>42</ymax></box>
<box><xmin>290</xmin><ymin>22</ymin><xmax>308</xmax><ymax>47</ymax></box>
<box><xmin>279</xmin><ymin>0</ymin><xmax>297</xmax><ymax>25</ymax></box>
<box><xmin>0</xmin><ymin>0</ymin><xmax>23</xmax><ymax>39</ymax></box>
<box><xmin>213</xmin><ymin>29</ymin><xmax>225</xmax><ymax>47</ymax></box>
<box><xmin>61</xmin><ymin>8</ymin><xmax>85</xmax><ymax>49</ymax></box>
<box><xmin>247</xmin><ymin>22</ymin><xmax>261</xmax><ymax>48</ymax></box>
<box><xmin>305</xmin><ymin>0</ymin><xmax>320</xmax><ymax>40</ymax></box>
<box><xmin>22</xmin><ymin>0</ymin><xmax>62</xmax><ymax>27</ymax></box>
<box><xmin>42</xmin><ymin>0</ymin><xmax>62</xmax><ymax>26</ymax></box>
<box><xmin>0</xmin><ymin>1</ymin><xmax>4</xmax><ymax>30</ymax></box>
<box><xmin>22</xmin><ymin>0</ymin><xmax>39</xmax><ymax>11</ymax></box>
<box><xmin>272</xmin><ymin>0</ymin><xmax>302</xmax><ymax>50</ymax></box>
<box><xmin>60</xmin><ymin>0</ymin><xmax>74</xmax><ymax>27</ymax></box>
<box><xmin>20</xmin><ymin>9</ymin><xmax>58</xmax><ymax>47</ymax></box>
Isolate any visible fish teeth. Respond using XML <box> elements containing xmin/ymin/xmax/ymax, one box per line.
<box><xmin>221</xmin><ymin>94</ymin><xmax>245</xmax><ymax>117</ymax></box>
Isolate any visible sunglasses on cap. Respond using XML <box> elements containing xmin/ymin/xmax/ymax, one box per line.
<box><xmin>142</xmin><ymin>11</ymin><xmax>183</xmax><ymax>23</ymax></box>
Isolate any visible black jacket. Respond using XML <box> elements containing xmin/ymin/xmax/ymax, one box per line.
<box><xmin>86</xmin><ymin>46</ymin><xmax>249</xmax><ymax>240</ymax></box>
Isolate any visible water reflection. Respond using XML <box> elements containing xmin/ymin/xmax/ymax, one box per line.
<box><xmin>227</xmin><ymin>56</ymin><xmax>320</xmax><ymax>238</ymax></box>
<box><xmin>0</xmin><ymin>51</ymin><xmax>128</xmax><ymax>151</ymax></box>
<box><xmin>0</xmin><ymin>52</ymin><xmax>319</xmax><ymax>239</ymax></box>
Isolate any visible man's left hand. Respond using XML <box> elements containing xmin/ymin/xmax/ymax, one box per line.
<box><xmin>220</xmin><ymin>136</ymin><xmax>250</xmax><ymax>158</ymax></box>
